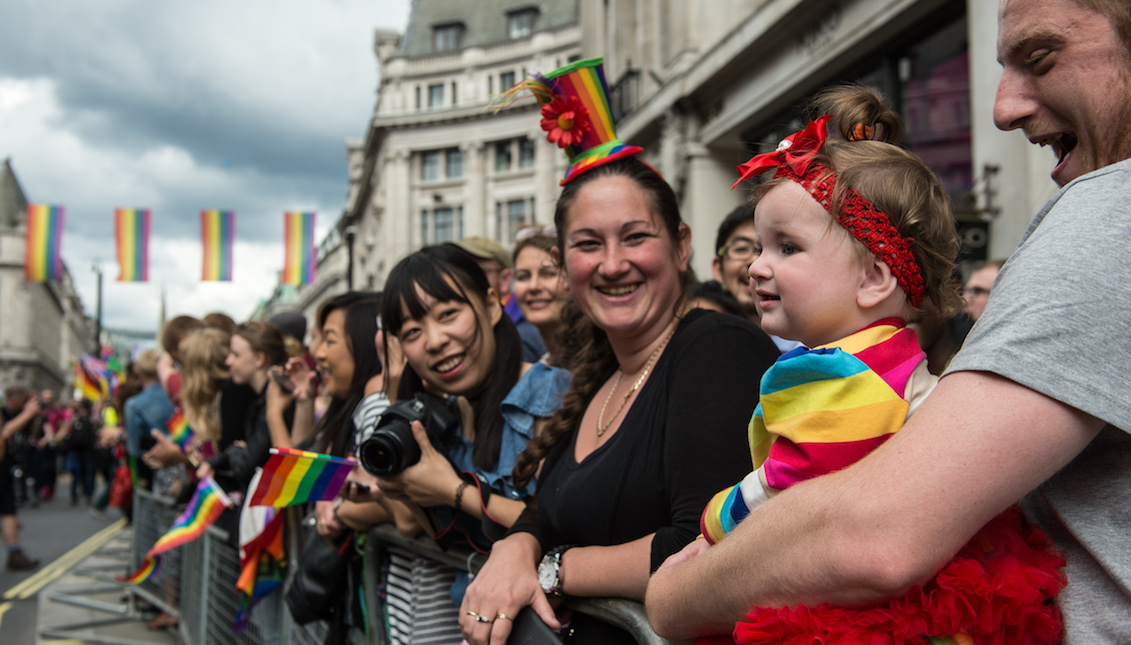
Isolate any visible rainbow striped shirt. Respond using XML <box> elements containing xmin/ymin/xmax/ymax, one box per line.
<box><xmin>701</xmin><ymin>320</ymin><xmax>934</xmax><ymax>544</ymax></box>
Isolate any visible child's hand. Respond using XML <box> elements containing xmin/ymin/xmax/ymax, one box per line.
<box><xmin>658</xmin><ymin>537</ymin><xmax>711</xmax><ymax>571</ymax></box>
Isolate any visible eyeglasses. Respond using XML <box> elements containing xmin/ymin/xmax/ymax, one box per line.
<box><xmin>963</xmin><ymin>286</ymin><xmax>991</xmax><ymax>298</ymax></box>
<box><xmin>717</xmin><ymin>240</ymin><xmax>757</xmax><ymax>263</ymax></box>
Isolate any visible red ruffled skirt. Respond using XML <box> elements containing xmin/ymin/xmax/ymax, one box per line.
<box><xmin>698</xmin><ymin>507</ymin><xmax>1065</xmax><ymax>645</ymax></box>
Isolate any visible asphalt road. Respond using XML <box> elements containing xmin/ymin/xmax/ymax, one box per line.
<box><xmin>0</xmin><ymin>472</ymin><xmax>124</xmax><ymax>643</ymax></box>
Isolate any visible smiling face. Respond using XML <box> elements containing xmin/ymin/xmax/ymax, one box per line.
<box><xmin>749</xmin><ymin>182</ymin><xmax>872</xmax><ymax>347</ymax></box>
<box><xmin>711</xmin><ymin>220</ymin><xmax>759</xmax><ymax>315</ymax></box>
<box><xmin>226</xmin><ymin>334</ymin><xmax>263</xmax><ymax>385</ymax></box>
<box><xmin>561</xmin><ymin>175</ymin><xmax>690</xmax><ymax>342</ymax></box>
<box><xmin>395</xmin><ymin>280</ymin><xmax>501</xmax><ymax>398</ymax></box>
<box><xmin>314</xmin><ymin>308</ymin><xmax>355</xmax><ymax>399</ymax></box>
<box><xmin>994</xmin><ymin>0</ymin><xmax>1131</xmax><ymax>185</ymax></box>
<box><xmin>513</xmin><ymin>246</ymin><xmax>568</xmax><ymax>330</ymax></box>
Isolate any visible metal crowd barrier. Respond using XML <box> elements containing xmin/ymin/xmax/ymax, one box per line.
<box><xmin>362</xmin><ymin>524</ymin><xmax>674</xmax><ymax>645</ymax></box>
<box><xmin>131</xmin><ymin>491</ymin><xmax>671</xmax><ymax>645</ymax></box>
<box><xmin>131</xmin><ymin>488</ymin><xmax>184</xmax><ymax>617</ymax></box>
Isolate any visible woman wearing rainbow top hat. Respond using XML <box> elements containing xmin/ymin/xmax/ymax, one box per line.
<box><xmin>459</xmin><ymin>57</ymin><xmax>780</xmax><ymax>645</ymax></box>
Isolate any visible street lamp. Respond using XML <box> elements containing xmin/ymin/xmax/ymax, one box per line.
<box><xmin>343</xmin><ymin>225</ymin><xmax>357</xmax><ymax>292</ymax></box>
<box><xmin>92</xmin><ymin>260</ymin><xmax>103</xmax><ymax>355</ymax></box>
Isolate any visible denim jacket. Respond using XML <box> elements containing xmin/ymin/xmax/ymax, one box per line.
<box><xmin>446</xmin><ymin>362</ymin><xmax>572</xmax><ymax>499</ymax></box>
<box><xmin>124</xmin><ymin>382</ymin><xmax>175</xmax><ymax>459</ymax></box>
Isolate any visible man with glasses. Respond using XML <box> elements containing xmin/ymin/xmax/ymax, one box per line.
<box><xmin>962</xmin><ymin>259</ymin><xmax>1005</xmax><ymax>322</ymax></box>
<box><xmin>712</xmin><ymin>205</ymin><xmax>799</xmax><ymax>353</ymax></box>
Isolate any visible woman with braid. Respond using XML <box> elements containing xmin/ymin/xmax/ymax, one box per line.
<box><xmin>460</xmin><ymin>58</ymin><xmax>780</xmax><ymax>645</ymax></box>
<box><xmin>668</xmin><ymin>86</ymin><xmax>1066</xmax><ymax>645</ymax></box>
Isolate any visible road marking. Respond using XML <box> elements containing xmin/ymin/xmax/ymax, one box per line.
<box><xmin>0</xmin><ymin>602</ymin><xmax>11</xmax><ymax>633</ymax></box>
<box><xmin>3</xmin><ymin>518</ymin><xmax>126</xmax><ymax>600</ymax></box>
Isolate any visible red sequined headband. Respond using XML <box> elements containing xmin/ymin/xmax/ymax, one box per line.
<box><xmin>733</xmin><ymin>116</ymin><xmax>926</xmax><ymax>307</ymax></box>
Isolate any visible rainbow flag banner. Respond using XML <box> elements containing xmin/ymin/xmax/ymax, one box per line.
<box><xmin>166</xmin><ymin>409</ymin><xmax>194</xmax><ymax>450</ymax></box>
<box><xmin>200</xmin><ymin>209</ymin><xmax>234</xmax><ymax>281</ymax></box>
<box><xmin>117</xmin><ymin>477</ymin><xmax>231</xmax><ymax>585</ymax></box>
<box><xmin>114</xmin><ymin>208</ymin><xmax>150</xmax><ymax>282</ymax></box>
<box><xmin>24</xmin><ymin>204</ymin><xmax>64</xmax><ymax>282</ymax></box>
<box><xmin>282</xmin><ymin>211</ymin><xmax>316</xmax><ymax>286</ymax></box>
<box><xmin>248</xmin><ymin>447</ymin><xmax>358</xmax><ymax>507</ymax></box>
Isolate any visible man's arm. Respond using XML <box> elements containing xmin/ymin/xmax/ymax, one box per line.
<box><xmin>645</xmin><ymin>371</ymin><xmax>1105</xmax><ymax>639</ymax></box>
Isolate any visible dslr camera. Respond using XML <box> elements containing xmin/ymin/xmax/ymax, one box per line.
<box><xmin>358</xmin><ymin>393</ymin><xmax>460</xmax><ymax>477</ymax></box>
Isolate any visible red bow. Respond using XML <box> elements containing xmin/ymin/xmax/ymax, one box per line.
<box><xmin>732</xmin><ymin>115</ymin><xmax>833</xmax><ymax>189</ymax></box>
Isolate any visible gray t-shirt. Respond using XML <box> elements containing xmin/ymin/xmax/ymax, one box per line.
<box><xmin>947</xmin><ymin>158</ymin><xmax>1131</xmax><ymax>643</ymax></box>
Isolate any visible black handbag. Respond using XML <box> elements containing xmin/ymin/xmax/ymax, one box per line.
<box><xmin>285</xmin><ymin>523</ymin><xmax>353</xmax><ymax>625</ymax></box>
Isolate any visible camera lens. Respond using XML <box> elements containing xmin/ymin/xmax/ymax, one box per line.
<box><xmin>358</xmin><ymin>418</ymin><xmax>421</xmax><ymax>476</ymax></box>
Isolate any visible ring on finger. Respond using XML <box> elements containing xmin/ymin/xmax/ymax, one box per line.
<box><xmin>466</xmin><ymin>611</ymin><xmax>480</xmax><ymax>618</ymax></box>
<box><xmin>495</xmin><ymin>612</ymin><xmax>510</xmax><ymax>621</ymax></box>
<box><xmin>474</xmin><ymin>615</ymin><xmax>491</xmax><ymax>623</ymax></box>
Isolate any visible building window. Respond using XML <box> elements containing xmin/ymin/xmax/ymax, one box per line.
<box><xmin>507</xmin><ymin>9</ymin><xmax>538</xmax><ymax>39</ymax></box>
<box><xmin>451</xmin><ymin>81</ymin><xmax>458</xmax><ymax>105</ymax></box>
<box><xmin>421</xmin><ymin>209</ymin><xmax>429</xmax><ymax>244</ymax></box>
<box><xmin>428</xmin><ymin>83</ymin><xmax>444</xmax><ymax>108</ymax></box>
<box><xmin>499</xmin><ymin>71</ymin><xmax>516</xmax><ymax>91</ymax></box>
<box><xmin>434</xmin><ymin>208</ymin><xmax>455</xmax><ymax>243</ymax></box>
<box><xmin>420</xmin><ymin>151</ymin><xmax>440</xmax><ymax>181</ymax></box>
<box><xmin>446</xmin><ymin>148</ymin><xmax>463</xmax><ymax>178</ymax></box>
<box><xmin>495</xmin><ymin>141</ymin><xmax>513</xmax><ymax>172</ymax></box>
<box><xmin>519</xmin><ymin>138</ymin><xmax>536</xmax><ymax>168</ymax></box>
<box><xmin>433</xmin><ymin>23</ymin><xmax>462</xmax><ymax>52</ymax></box>
<box><xmin>415</xmin><ymin>86</ymin><xmax>421</xmax><ymax>109</ymax></box>
<box><xmin>499</xmin><ymin>199</ymin><xmax>528</xmax><ymax>243</ymax></box>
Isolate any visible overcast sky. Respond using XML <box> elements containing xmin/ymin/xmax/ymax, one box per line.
<box><xmin>0</xmin><ymin>0</ymin><xmax>410</xmax><ymax>332</ymax></box>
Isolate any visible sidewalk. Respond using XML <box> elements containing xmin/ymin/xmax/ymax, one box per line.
<box><xmin>35</xmin><ymin>522</ymin><xmax>178</xmax><ymax>645</ymax></box>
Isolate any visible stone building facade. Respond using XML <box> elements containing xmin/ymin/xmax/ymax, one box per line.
<box><xmin>0</xmin><ymin>158</ymin><xmax>97</xmax><ymax>394</ymax></box>
<box><xmin>341</xmin><ymin>0</ymin><xmax>581</xmax><ymax>292</ymax></box>
<box><xmin>581</xmin><ymin>0</ymin><xmax>1059</xmax><ymax>277</ymax></box>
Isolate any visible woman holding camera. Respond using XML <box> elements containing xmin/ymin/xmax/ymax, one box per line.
<box><xmin>372</xmin><ymin>244</ymin><xmax>571</xmax><ymax>541</ymax></box>
<box><xmin>459</xmin><ymin>155</ymin><xmax>780</xmax><ymax>644</ymax></box>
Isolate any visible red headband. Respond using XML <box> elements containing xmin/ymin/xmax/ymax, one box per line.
<box><xmin>733</xmin><ymin>116</ymin><xmax>926</xmax><ymax>307</ymax></box>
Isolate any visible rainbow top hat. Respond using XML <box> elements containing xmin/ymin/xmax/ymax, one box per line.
<box><xmin>496</xmin><ymin>57</ymin><xmax>643</xmax><ymax>185</ymax></box>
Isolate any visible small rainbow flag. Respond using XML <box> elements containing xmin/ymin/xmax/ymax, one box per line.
<box><xmin>114</xmin><ymin>208</ymin><xmax>150</xmax><ymax>282</ymax></box>
<box><xmin>234</xmin><ymin>510</ymin><xmax>285</xmax><ymax>634</ymax></box>
<box><xmin>117</xmin><ymin>477</ymin><xmax>231</xmax><ymax>584</ymax></box>
<box><xmin>24</xmin><ymin>204</ymin><xmax>64</xmax><ymax>282</ymax></box>
<box><xmin>200</xmin><ymin>209</ymin><xmax>234</xmax><ymax>281</ymax></box>
<box><xmin>248</xmin><ymin>447</ymin><xmax>358</xmax><ymax>507</ymax></box>
<box><xmin>117</xmin><ymin>556</ymin><xmax>161</xmax><ymax>584</ymax></box>
<box><xmin>282</xmin><ymin>211</ymin><xmax>316</xmax><ymax>286</ymax></box>
<box><xmin>166</xmin><ymin>409</ymin><xmax>194</xmax><ymax>450</ymax></box>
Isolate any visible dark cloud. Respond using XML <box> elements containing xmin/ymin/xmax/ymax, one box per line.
<box><xmin>0</xmin><ymin>0</ymin><xmax>408</xmax><ymax>323</ymax></box>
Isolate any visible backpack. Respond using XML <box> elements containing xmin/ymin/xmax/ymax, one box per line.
<box><xmin>68</xmin><ymin>415</ymin><xmax>96</xmax><ymax>450</ymax></box>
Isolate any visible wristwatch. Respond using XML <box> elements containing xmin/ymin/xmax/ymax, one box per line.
<box><xmin>537</xmin><ymin>545</ymin><xmax>573</xmax><ymax>597</ymax></box>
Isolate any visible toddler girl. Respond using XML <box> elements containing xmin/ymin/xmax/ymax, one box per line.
<box><xmin>696</xmin><ymin>86</ymin><xmax>1065</xmax><ymax>645</ymax></box>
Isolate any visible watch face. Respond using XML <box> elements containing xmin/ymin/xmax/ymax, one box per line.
<box><xmin>537</xmin><ymin>557</ymin><xmax>556</xmax><ymax>591</ymax></box>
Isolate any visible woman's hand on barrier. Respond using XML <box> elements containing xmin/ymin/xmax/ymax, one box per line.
<box><xmin>658</xmin><ymin>536</ymin><xmax>711</xmax><ymax>571</ymax></box>
<box><xmin>376</xmin><ymin>421</ymin><xmax>464</xmax><ymax>509</ymax></box>
<box><xmin>460</xmin><ymin>532</ymin><xmax>560</xmax><ymax>645</ymax></box>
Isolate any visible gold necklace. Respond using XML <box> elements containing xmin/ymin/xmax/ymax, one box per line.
<box><xmin>595</xmin><ymin>324</ymin><xmax>678</xmax><ymax>437</ymax></box>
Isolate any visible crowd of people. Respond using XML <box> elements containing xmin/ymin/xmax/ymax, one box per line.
<box><xmin>1</xmin><ymin>1</ymin><xmax>1128</xmax><ymax>643</ymax></box>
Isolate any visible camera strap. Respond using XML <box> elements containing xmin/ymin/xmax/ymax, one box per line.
<box><xmin>430</xmin><ymin>471</ymin><xmax>510</xmax><ymax>553</ymax></box>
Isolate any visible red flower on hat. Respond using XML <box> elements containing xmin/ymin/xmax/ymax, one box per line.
<box><xmin>540</xmin><ymin>95</ymin><xmax>592</xmax><ymax>149</ymax></box>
